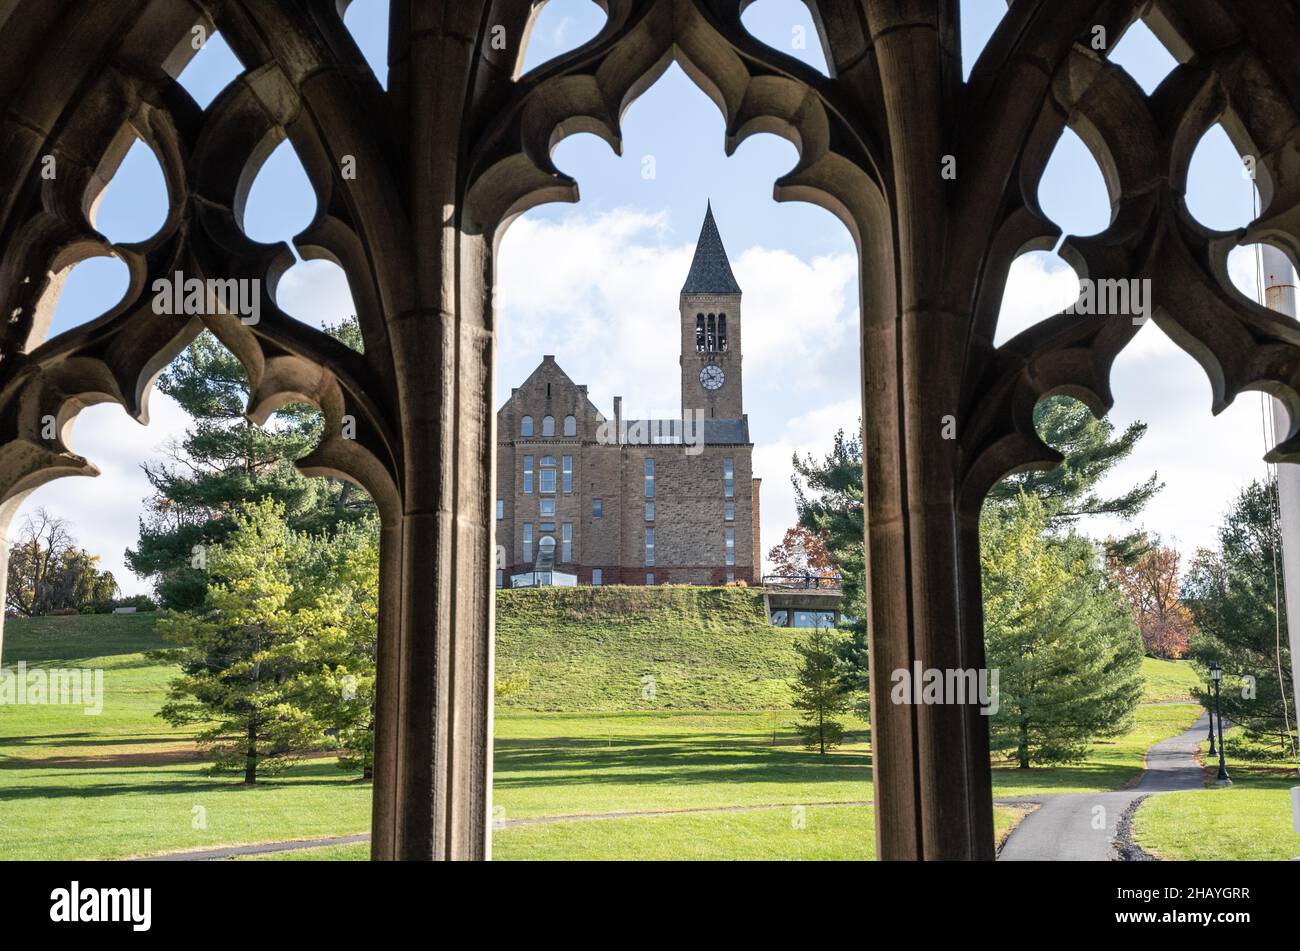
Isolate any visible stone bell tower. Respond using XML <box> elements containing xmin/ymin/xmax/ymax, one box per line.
<box><xmin>680</xmin><ymin>203</ymin><xmax>743</xmax><ymax>420</ymax></box>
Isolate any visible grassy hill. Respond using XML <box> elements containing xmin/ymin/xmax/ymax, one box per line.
<box><xmin>495</xmin><ymin>586</ymin><xmax>803</xmax><ymax>711</ymax></box>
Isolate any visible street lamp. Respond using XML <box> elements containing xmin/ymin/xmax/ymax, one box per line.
<box><xmin>1209</xmin><ymin>661</ymin><xmax>1231</xmax><ymax>785</ymax></box>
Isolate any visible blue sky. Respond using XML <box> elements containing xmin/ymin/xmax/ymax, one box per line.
<box><xmin>31</xmin><ymin>1</ymin><xmax>1294</xmax><ymax>594</ymax></box>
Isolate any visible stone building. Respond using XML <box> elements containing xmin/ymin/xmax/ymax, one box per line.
<box><xmin>495</xmin><ymin>205</ymin><xmax>760</xmax><ymax>587</ymax></box>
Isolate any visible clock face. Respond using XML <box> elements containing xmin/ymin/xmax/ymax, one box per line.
<box><xmin>700</xmin><ymin>365</ymin><xmax>725</xmax><ymax>391</ymax></box>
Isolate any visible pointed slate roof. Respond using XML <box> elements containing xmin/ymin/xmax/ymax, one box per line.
<box><xmin>680</xmin><ymin>202</ymin><xmax>741</xmax><ymax>296</ymax></box>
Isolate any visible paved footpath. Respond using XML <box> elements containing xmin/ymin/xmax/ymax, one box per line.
<box><xmin>997</xmin><ymin>711</ymin><xmax>1209</xmax><ymax>861</ymax></box>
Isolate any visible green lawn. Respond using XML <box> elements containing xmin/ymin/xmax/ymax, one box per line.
<box><xmin>988</xmin><ymin>703</ymin><xmax>1203</xmax><ymax>797</ymax></box>
<box><xmin>241</xmin><ymin>806</ymin><xmax>1030</xmax><ymax>861</ymax></box>
<box><xmin>1139</xmin><ymin>657</ymin><xmax>1202</xmax><ymax>703</ymax></box>
<box><xmin>1133</xmin><ymin>726</ymin><xmax>1300</xmax><ymax>860</ymax></box>
<box><xmin>0</xmin><ymin>609</ymin><xmax>1218</xmax><ymax>860</ymax></box>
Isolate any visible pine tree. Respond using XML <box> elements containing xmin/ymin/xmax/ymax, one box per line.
<box><xmin>1184</xmin><ymin>478</ymin><xmax>1298</xmax><ymax>761</ymax></box>
<box><xmin>127</xmin><ymin>323</ymin><xmax>371</xmax><ymax>608</ymax></box>
<box><xmin>791</xmin><ymin>627</ymin><xmax>851</xmax><ymax>754</ymax></box>
<box><xmin>981</xmin><ymin>494</ymin><xmax>1144</xmax><ymax>766</ymax></box>
<box><xmin>154</xmin><ymin>500</ymin><xmax>328</xmax><ymax>782</ymax></box>
<box><xmin>790</xmin><ymin>398</ymin><xmax>1159</xmax><ymax>710</ymax></box>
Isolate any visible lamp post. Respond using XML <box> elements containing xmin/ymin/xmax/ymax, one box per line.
<box><xmin>1209</xmin><ymin>661</ymin><xmax>1231</xmax><ymax>785</ymax></box>
<box><xmin>1206</xmin><ymin>696</ymin><xmax>1217</xmax><ymax>756</ymax></box>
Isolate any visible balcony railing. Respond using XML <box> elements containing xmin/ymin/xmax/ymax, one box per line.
<box><xmin>761</xmin><ymin>573</ymin><xmax>842</xmax><ymax>590</ymax></box>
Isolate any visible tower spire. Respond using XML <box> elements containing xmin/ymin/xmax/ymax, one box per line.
<box><xmin>681</xmin><ymin>202</ymin><xmax>741</xmax><ymax>296</ymax></box>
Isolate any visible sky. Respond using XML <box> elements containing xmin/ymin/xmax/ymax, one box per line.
<box><xmin>25</xmin><ymin>0</ymin><xmax>1297</xmax><ymax>595</ymax></box>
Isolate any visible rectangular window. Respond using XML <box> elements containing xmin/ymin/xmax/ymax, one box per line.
<box><xmin>539</xmin><ymin>522</ymin><xmax>555</xmax><ymax>533</ymax></box>
<box><xmin>496</xmin><ymin>499</ymin><xmax>504</xmax><ymax>520</ymax></box>
<box><xmin>592</xmin><ymin>498</ymin><xmax>602</xmax><ymax>518</ymax></box>
<box><xmin>592</xmin><ymin>568</ymin><xmax>603</xmax><ymax>586</ymax></box>
<box><xmin>522</xmin><ymin>523</ymin><xmax>533</xmax><ymax>562</ymax></box>
<box><xmin>646</xmin><ymin>573</ymin><xmax>655</xmax><ymax>586</ymax></box>
<box><xmin>562</xmin><ymin>455</ymin><xmax>573</xmax><ymax>494</ymax></box>
<box><xmin>496</xmin><ymin>569</ymin><xmax>504</xmax><ymax>588</ymax></box>
<box><xmin>644</xmin><ymin>457</ymin><xmax>654</xmax><ymax>498</ymax></box>
<box><xmin>645</xmin><ymin>501</ymin><xmax>655</xmax><ymax>522</ymax></box>
<box><xmin>725</xmin><ymin>527</ymin><xmax>735</xmax><ymax>566</ymax></box>
<box><xmin>540</xmin><ymin>498</ymin><xmax>555</xmax><ymax>518</ymax></box>
<box><xmin>724</xmin><ymin>501</ymin><xmax>734</xmax><ymax>522</ymax></box>
<box><xmin>523</xmin><ymin>455</ymin><xmax>534</xmax><ymax>494</ymax></box>
<box><xmin>562</xmin><ymin>523</ymin><xmax>572</xmax><ymax>561</ymax></box>
<box><xmin>723</xmin><ymin>458</ymin><xmax>734</xmax><ymax>499</ymax></box>
<box><xmin>726</xmin><ymin>570</ymin><xmax>735</xmax><ymax>584</ymax></box>
<box><xmin>645</xmin><ymin>526</ymin><xmax>655</xmax><ymax>566</ymax></box>
<box><xmin>540</xmin><ymin>468</ymin><xmax>556</xmax><ymax>494</ymax></box>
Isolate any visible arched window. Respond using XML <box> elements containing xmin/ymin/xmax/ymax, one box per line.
<box><xmin>696</xmin><ymin>314</ymin><xmax>705</xmax><ymax>352</ymax></box>
<box><xmin>718</xmin><ymin>314</ymin><xmax>727</xmax><ymax>351</ymax></box>
<box><xmin>563</xmin><ymin>415</ymin><xmax>576</xmax><ymax>436</ymax></box>
<box><xmin>520</xmin><ymin>415</ymin><xmax>534</xmax><ymax>437</ymax></box>
<box><xmin>706</xmin><ymin>314</ymin><xmax>716</xmax><ymax>352</ymax></box>
<box><xmin>542</xmin><ymin>415</ymin><xmax>555</xmax><ymax>436</ymax></box>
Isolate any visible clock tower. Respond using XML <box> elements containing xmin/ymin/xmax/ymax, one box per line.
<box><xmin>680</xmin><ymin>203</ymin><xmax>743</xmax><ymax>420</ymax></box>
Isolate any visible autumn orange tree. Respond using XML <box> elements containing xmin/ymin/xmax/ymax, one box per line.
<box><xmin>767</xmin><ymin>526</ymin><xmax>834</xmax><ymax>579</ymax></box>
<box><xmin>1108</xmin><ymin>538</ymin><xmax>1195</xmax><ymax>658</ymax></box>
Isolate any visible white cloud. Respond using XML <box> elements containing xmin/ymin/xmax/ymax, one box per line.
<box><xmin>12</xmin><ymin>393</ymin><xmax>192</xmax><ymax>596</ymax></box>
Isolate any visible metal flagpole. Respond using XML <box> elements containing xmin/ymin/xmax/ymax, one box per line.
<box><xmin>1259</xmin><ymin>246</ymin><xmax>1300</xmax><ymax>742</ymax></box>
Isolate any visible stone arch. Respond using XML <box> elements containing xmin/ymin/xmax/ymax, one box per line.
<box><xmin>1</xmin><ymin>0</ymin><xmax>1300</xmax><ymax>863</ymax></box>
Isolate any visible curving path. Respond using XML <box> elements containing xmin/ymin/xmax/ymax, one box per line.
<box><xmin>997</xmin><ymin>711</ymin><xmax>1210</xmax><ymax>861</ymax></box>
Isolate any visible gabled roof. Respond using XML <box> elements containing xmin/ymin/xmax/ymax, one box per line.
<box><xmin>680</xmin><ymin>202</ymin><xmax>741</xmax><ymax>296</ymax></box>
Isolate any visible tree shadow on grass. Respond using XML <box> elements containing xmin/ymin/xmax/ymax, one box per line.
<box><xmin>493</xmin><ymin>736</ymin><xmax>873</xmax><ymax>790</ymax></box>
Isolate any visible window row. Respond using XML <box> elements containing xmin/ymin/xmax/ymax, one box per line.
<box><xmin>695</xmin><ymin>313</ymin><xmax>728</xmax><ymax>353</ymax></box>
<box><xmin>520</xmin><ymin>414</ymin><xmax>577</xmax><ymax>438</ymax></box>
<box><xmin>506</xmin><ymin>495</ymin><xmax>731</xmax><ymax>521</ymax></box>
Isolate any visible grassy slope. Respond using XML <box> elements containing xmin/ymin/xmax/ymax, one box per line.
<box><xmin>495</xmin><ymin>586</ymin><xmax>803</xmax><ymax>710</ymax></box>
<box><xmin>1139</xmin><ymin>657</ymin><xmax>1201</xmax><ymax>703</ymax></box>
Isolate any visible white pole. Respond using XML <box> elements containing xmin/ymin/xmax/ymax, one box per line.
<box><xmin>1259</xmin><ymin>245</ymin><xmax>1300</xmax><ymax>761</ymax></box>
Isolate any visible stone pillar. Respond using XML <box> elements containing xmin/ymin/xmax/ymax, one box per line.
<box><xmin>366</xmin><ymin>3</ymin><xmax>498</xmax><ymax>860</ymax></box>
<box><xmin>860</xmin><ymin>2</ymin><xmax>995</xmax><ymax>860</ymax></box>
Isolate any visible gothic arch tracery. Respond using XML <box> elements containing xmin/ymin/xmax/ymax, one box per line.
<box><xmin>1</xmin><ymin>0</ymin><xmax>1300</xmax><ymax>862</ymax></box>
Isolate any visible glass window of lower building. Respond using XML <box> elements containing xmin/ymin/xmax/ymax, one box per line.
<box><xmin>725</xmin><ymin>527</ymin><xmax>735</xmax><ymax>566</ymax></box>
<box><xmin>562</xmin><ymin>523</ymin><xmax>572</xmax><ymax>561</ymax></box>
<box><xmin>794</xmin><ymin>610</ymin><xmax>837</xmax><ymax>629</ymax></box>
<box><xmin>592</xmin><ymin>568</ymin><xmax>602</xmax><ymax>586</ymax></box>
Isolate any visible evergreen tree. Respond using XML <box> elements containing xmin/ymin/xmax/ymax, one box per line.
<box><xmin>294</xmin><ymin>517</ymin><xmax>380</xmax><ymax>777</ymax></box>
<box><xmin>154</xmin><ymin>500</ymin><xmax>329</xmax><ymax>782</ymax></box>
<box><xmin>127</xmin><ymin>323</ymin><xmax>371</xmax><ymax>608</ymax></box>
<box><xmin>791</xmin><ymin>627</ymin><xmax>851</xmax><ymax>754</ymax></box>
<box><xmin>981</xmin><ymin>494</ymin><xmax>1144</xmax><ymax>766</ymax></box>
<box><xmin>1184</xmin><ymin>478</ymin><xmax>1298</xmax><ymax>762</ymax></box>
<box><xmin>790</xmin><ymin>398</ymin><xmax>1157</xmax><ymax>711</ymax></box>
<box><xmin>986</xmin><ymin>397</ymin><xmax>1162</xmax><ymax>526</ymax></box>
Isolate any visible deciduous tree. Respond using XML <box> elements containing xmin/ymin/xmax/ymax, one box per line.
<box><xmin>1108</xmin><ymin>539</ymin><xmax>1195</xmax><ymax>658</ymax></box>
<box><xmin>6</xmin><ymin>509</ymin><xmax>118</xmax><ymax>616</ymax></box>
